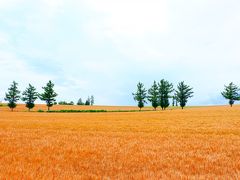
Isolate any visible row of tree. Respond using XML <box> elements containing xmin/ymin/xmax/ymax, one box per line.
<box><xmin>4</xmin><ymin>81</ymin><xmax>58</xmax><ymax>111</ymax></box>
<box><xmin>132</xmin><ymin>80</ymin><xmax>194</xmax><ymax>110</ymax></box>
<box><xmin>58</xmin><ymin>101</ymin><xmax>74</xmax><ymax>105</ymax></box>
<box><xmin>3</xmin><ymin>80</ymin><xmax>95</xmax><ymax>111</ymax></box>
<box><xmin>3</xmin><ymin>80</ymin><xmax>239</xmax><ymax>112</ymax></box>
<box><xmin>77</xmin><ymin>96</ymin><xmax>94</xmax><ymax>106</ymax></box>
<box><xmin>58</xmin><ymin>95</ymin><xmax>94</xmax><ymax>106</ymax></box>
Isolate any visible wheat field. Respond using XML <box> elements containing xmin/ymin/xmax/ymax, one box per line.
<box><xmin>0</xmin><ymin>105</ymin><xmax>239</xmax><ymax>179</ymax></box>
<box><xmin>0</xmin><ymin>104</ymin><xmax>154</xmax><ymax>112</ymax></box>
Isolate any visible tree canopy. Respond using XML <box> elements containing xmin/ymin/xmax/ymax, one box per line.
<box><xmin>39</xmin><ymin>80</ymin><xmax>58</xmax><ymax>111</ymax></box>
<box><xmin>158</xmin><ymin>79</ymin><xmax>174</xmax><ymax>110</ymax></box>
<box><xmin>148</xmin><ymin>81</ymin><xmax>159</xmax><ymax>110</ymax></box>
<box><xmin>5</xmin><ymin>81</ymin><xmax>21</xmax><ymax>111</ymax></box>
<box><xmin>175</xmin><ymin>81</ymin><xmax>194</xmax><ymax>109</ymax></box>
<box><xmin>133</xmin><ymin>82</ymin><xmax>147</xmax><ymax>111</ymax></box>
<box><xmin>22</xmin><ymin>84</ymin><xmax>38</xmax><ymax>111</ymax></box>
<box><xmin>221</xmin><ymin>82</ymin><xmax>240</xmax><ymax>107</ymax></box>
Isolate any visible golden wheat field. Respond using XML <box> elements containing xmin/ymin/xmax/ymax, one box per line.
<box><xmin>0</xmin><ymin>104</ymin><xmax>154</xmax><ymax>112</ymax></box>
<box><xmin>0</xmin><ymin>105</ymin><xmax>240</xmax><ymax>179</ymax></box>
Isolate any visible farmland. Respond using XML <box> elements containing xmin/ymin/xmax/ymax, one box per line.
<box><xmin>0</xmin><ymin>104</ymin><xmax>154</xmax><ymax>112</ymax></box>
<box><xmin>0</xmin><ymin>105</ymin><xmax>240</xmax><ymax>179</ymax></box>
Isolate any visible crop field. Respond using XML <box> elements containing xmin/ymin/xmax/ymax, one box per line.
<box><xmin>0</xmin><ymin>105</ymin><xmax>240</xmax><ymax>179</ymax></box>
<box><xmin>0</xmin><ymin>104</ymin><xmax>154</xmax><ymax>112</ymax></box>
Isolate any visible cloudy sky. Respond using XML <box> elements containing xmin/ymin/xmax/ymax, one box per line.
<box><xmin>0</xmin><ymin>0</ymin><xmax>240</xmax><ymax>105</ymax></box>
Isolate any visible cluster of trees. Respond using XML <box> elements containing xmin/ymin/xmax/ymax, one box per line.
<box><xmin>221</xmin><ymin>82</ymin><xmax>240</xmax><ymax>107</ymax></box>
<box><xmin>58</xmin><ymin>101</ymin><xmax>74</xmax><ymax>105</ymax></box>
<box><xmin>5</xmin><ymin>80</ymin><xmax>57</xmax><ymax>111</ymax></box>
<box><xmin>133</xmin><ymin>80</ymin><xmax>194</xmax><ymax>110</ymax></box>
<box><xmin>77</xmin><ymin>95</ymin><xmax>94</xmax><ymax>106</ymax></box>
<box><xmin>3</xmin><ymin>80</ymin><xmax>96</xmax><ymax>112</ymax></box>
<box><xmin>58</xmin><ymin>96</ymin><xmax>95</xmax><ymax>106</ymax></box>
<box><xmin>3</xmin><ymin>79</ymin><xmax>240</xmax><ymax>112</ymax></box>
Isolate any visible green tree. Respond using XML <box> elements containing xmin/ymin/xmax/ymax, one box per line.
<box><xmin>77</xmin><ymin>98</ymin><xmax>84</xmax><ymax>105</ymax></box>
<box><xmin>39</xmin><ymin>80</ymin><xmax>58</xmax><ymax>111</ymax></box>
<box><xmin>148</xmin><ymin>81</ymin><xmax>159</xmax><ymax>110</ymax></box>
<box><xmin>90</xmin><ymin>95</ymin><xmax>94</xmax><ymax>106</ymax></box>
<box><xmin>58</xmin><ymin>101</ymin><xmax>67</xmax><ymax>105</ymax></box>
<box><xmin>175</xmin><ymin>81</ymin><xmax>194</xmax><ymax>109</ymax></box>
<box><xmin>158</xmin><ymin>79</ymin><xmax>174</xmax><ymax>110</ymax></box>
<box><xmin>4</xmin><ymin>81</ymin><xmax>21</xmax><ymax>111</ymax></box>
<box><xmin>85</xmin><ymin>97</ymin><xmax>90</xmax><ymax>105</ymax></box>
<box><xmin>132</xmin><ymin>82</ymin><xmax>147</xmax><ymax>111</ymax></box>
<box><xmin>58</xmin><ymin>101</ymin><xmax>74</xmax><ymax>105</ymax></box>
<box><xmin>221</xmin><ymin>82</ymin><xmax>240</xmax><ymax>107</ymax></box>
<box><xmin>22</xmin><ymin>84</ymin><xmax>38</xmax><ymax>111</ymax></box>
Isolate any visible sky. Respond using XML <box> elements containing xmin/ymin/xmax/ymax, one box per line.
<box><xmin>0</xmin><ymin>0</ymin><xmax>240</xmax><ymax>106</ymax></box>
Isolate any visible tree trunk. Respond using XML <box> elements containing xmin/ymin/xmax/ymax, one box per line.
<box><xmin>48</xmin><ymin>106</ymin><xmax>50</xmax><ymax>111</ymax></box>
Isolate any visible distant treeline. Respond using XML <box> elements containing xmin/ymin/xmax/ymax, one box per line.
<box><xmin>1</xmin><ymin>80</ymin><xmax>238</xmax><ymax>112</ymax></box>
<box><xmin>133</xmin><ymin>80</ymin><xmax>194</xmax><ymax>110</ymax></box>
<box><xmin>58</xmin><ymin>95</ymin><xmax>94</xmax><ymax>106</ymax></box>
<box><xmin>2</xmin><ymin>80</ymin><xmax>94</xmax><ymax>111</ymax></box>
<box><xmin>132</xmin><ymin>80</ymin><xmax>240</xmax><ymax>110</ymax></box>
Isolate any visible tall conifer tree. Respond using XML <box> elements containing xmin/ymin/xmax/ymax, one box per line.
<box><xmin>5</xmin><ymin>81</ymin><xmax>21</xmax><ymax>111</ymax></box>
<box><xmin>148</xmin><ymin>81</ymin><xmax>159</xmax><ymax>110</ymax></box>
<box><xmin>133</xmin><ymin>82</ymin><xmax>147</xmax><ymax>111</ymax></box>
<box><xmin>221</xmin><ymin>82</ymin><xmax>239</xmax><ymax>107</ymax></box>
<box><xmin>175</xmin><ymin>81</ymin><xmax>194</xmax><ymax>109</ymax></box>
<box><xmin>39</xmin><ymin>80</ymin><xmax>58</xmax><ymax>111</ymax></box>
<box><xmin>158</xmin><ymin>79</ymin><xmax>174</xmax><ymax>110</ymax></box>
<box><xmin>22</xmin><ymin>84</ymin><xmax>38</xmax><ymax>111</ymax></box>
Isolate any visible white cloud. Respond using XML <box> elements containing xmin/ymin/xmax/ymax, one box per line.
<box><xmin>1</xmin><ymin>0</ymin><xmax>240</xmax><ymax>105</ymax></box>
<box><xmin>0</xmin><ymin>0</ymin><xmax>24</xmax><ymax>9</ymax></box>
<box><xmin>0</xmin><ymin>31</ymin><xmax>9</xmax><ymax>46</ymax></box>
<box><xmin>0</xmin><ymin>50</ymin><xmax>56</xmax><ymax>101</ymax></box>
<box><xmin>84</xmin><ymin>0</ymin><xmax>168</xmax><ymax>41</ymax></box>
<box><xmin>82</xmin><ymin>0</ymin><xmax>174</xmax><ymax>70</ymax></box>
<box><xmin>88</xmin><ymin>0</ymin><xmax>168</xmax><ymax>34</ymax></box>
